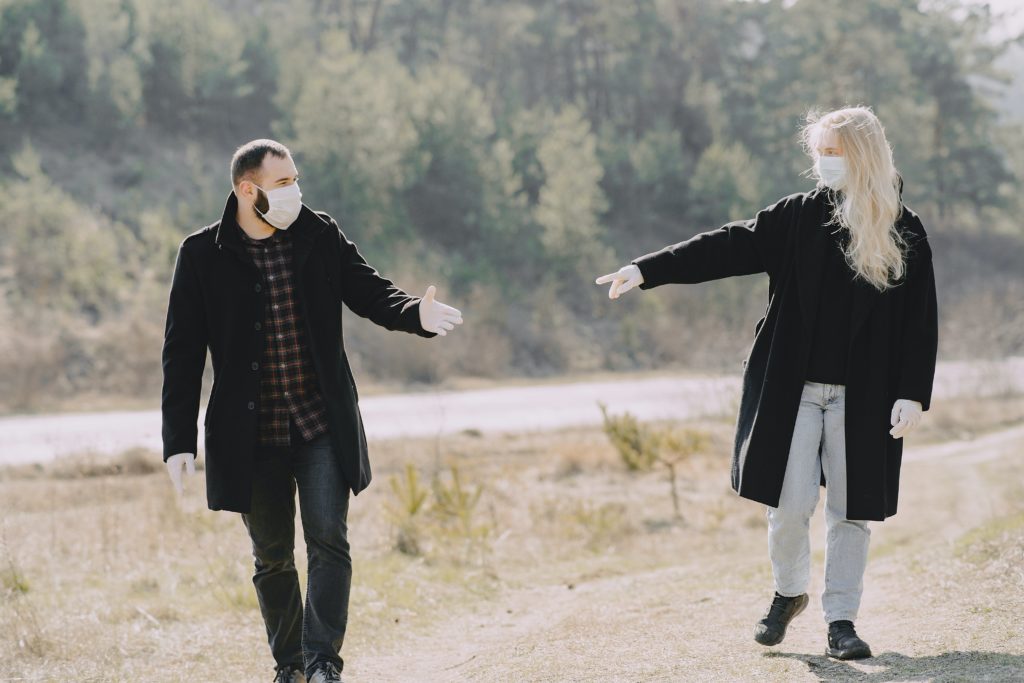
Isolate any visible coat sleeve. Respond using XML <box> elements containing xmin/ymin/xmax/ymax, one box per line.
<box><xmin>161</xmin><ymin>243</ymin><xmax>208</xmax><ymax>461</ymax></box>
<box><xmin>334</xmin><ymin>221</ymin><xmax>436</xmax><ymax>338</ymax></box>
<box><xmin>631</xmin><ymin>196</ymin><xmax>792</xmax><ymax>288</ymax></box>
<box><xmin>896</xmin><ymin>230</ymin><xmax>938</xmax><ymax>411</ymax></box>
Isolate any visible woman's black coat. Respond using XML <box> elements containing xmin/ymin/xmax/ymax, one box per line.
<box><xmin>633</xmin><ymin>186</ymin><xmax>938</xmax><ymax>521</ymax></box>
<box><xmin>161</xmin><ymin>192</ymin><xmax>434</xmax><ymax>513</ymax></box>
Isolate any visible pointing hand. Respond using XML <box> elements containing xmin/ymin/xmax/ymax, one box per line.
<box><xmin>595</xmin><ymin>265</ymin><xmax>644</xmax><ymax>300</ymax></box>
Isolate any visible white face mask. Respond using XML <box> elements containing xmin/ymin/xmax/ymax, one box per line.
<box><xmin>252</xmin><ymin>182</ymin><xmax>302</xmax><ymax>229</ymax></box>
<box><xmin>816</xmin><ymin>155</ymin><xmax>847</xmax><ymax>190</ymax></box>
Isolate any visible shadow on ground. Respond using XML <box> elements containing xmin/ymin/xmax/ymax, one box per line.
<box><xmin>764</xmin><ymin>650</ymin><xmax>1024</xmax><ymax>682</ymax></box>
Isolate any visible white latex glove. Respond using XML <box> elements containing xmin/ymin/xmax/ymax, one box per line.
<box><xmin>595</xmin><ymin>264</ymin><xmax>644</xmax><ymax>300</ymax></box>
<box><xmin>418</xmin><ymin>285</ymin><xmax>463</xmax><ymax>337</ymax></box>
<box><xmin>166</xmin><ymin>452</ymin><xmax>196</xmax><ymax>496</ymax></box>
<box><xmin>890</xmin><ymin>399</ymin><xmax>924</xmax><ymax>439</ymax></box>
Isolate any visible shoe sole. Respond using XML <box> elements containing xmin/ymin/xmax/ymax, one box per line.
<box><xmin>753</xmin><ymin>595</ymin><xmax>808</xmax><ymax>646</ymax></box>
<box><xmin>826</xmin><ymin>645</ymin><xmax>872</xmax><ymax>660</ymax></box>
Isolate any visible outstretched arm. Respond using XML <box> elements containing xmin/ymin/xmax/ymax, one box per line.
<box><xmin>596</xmin><ymin>196</ymin><xmax>792</xmax><ymax>298</ymax></box>
<box><xmin>335</xmin><ymin>222</ymin><xmax>462</xmax><ymax>337</ymax></box>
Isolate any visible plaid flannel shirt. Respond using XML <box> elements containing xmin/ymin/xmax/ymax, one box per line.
<box><xmin>240</xmin><ymin>225</ymin><xmax>329</xmax><ymax>447</ymax></box>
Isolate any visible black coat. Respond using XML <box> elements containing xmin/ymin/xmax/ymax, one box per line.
<box><xmin>633</xmin><ymin>186</ymin><xmax>938</xmax><ymax>521</ymax></box>
<box><xmin>161</xmin><ymin>192</ymin><xmax>434</xmax><ymax>513</ymax></box>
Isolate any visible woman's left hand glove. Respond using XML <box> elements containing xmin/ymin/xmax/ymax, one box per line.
<box><xmin>890</xmin><ymin>399</ymin><xmax>924</xmax><ymax>439</ymax></box>
<box><xmin>418</xmin><ymin>285</ymin><xmax>464</xmax><ymax>336</ymax></box>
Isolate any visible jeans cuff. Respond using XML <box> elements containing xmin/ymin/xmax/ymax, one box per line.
<box><xmin>824</xmin><ymin>613</ymin><xmax>858</xmax><ymax>624</ymax></box>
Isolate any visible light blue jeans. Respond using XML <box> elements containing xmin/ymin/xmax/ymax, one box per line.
<box><xmin>767</xmin><ymin>381</ymin><xmax>871</xmax><ymax>623</ymax></box>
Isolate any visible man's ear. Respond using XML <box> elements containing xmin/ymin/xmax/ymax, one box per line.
<box><xmin>236</xmin><ymin>179</ymin><xmax>256</xmax><ymax>203</ymax></box>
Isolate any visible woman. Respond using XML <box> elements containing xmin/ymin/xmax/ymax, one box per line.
<box><xmin>596</xmin><ymin>106</ymin><xmax>938</xmax><ymax>660</ymax></box>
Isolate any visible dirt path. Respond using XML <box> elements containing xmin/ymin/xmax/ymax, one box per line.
<box><xmin>348</xmin><ymin>424</ymin><xmax>1024</xmax><ymax>682</ymax></box>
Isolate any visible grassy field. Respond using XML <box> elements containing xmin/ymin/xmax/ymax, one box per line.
<box><xmin>1</xmin><ymin>395</ymin><xmax>1023</xmax><ymax>681</ymax></box>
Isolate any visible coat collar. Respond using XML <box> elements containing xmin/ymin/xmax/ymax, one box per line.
<box><xmin>795</xmin><ymin>186</ymin><xmax>884</xmax><ymax>343</ymax></box>
<box><xmin>213</xmin><ymin>190</ymin><xmax>330</xmax><ymax>275</ymax></box>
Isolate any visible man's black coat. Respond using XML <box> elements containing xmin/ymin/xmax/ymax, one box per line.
<box><xmin>633</xmin><ymin>186</ymin><xmax>938</xmax><ymax>521</ymax></box>
<box><xmin>161</xmin><ymin>192</ymin><xmax>434</xmax><ymax>513</ymax></box>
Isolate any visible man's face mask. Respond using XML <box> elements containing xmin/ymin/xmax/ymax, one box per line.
<box><xmin>252</xmin><ymin>181</ymin><xmax>302</xmax><ymax>230</ymax></box>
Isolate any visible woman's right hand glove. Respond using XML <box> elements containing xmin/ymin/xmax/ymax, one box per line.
<box><xmin>595</xmin><ymin>264</ymin><xmax>644</xmax><ymax>299</ymax></box>
<box><xmin>889</xmin><ymin>399</ymin><xmax>924</xmax><ymax>439</ymax></box>
<box><xmin>166</xmin><ymin>452</ymin><xmax>196</xmax><ymax>495</ymax></box>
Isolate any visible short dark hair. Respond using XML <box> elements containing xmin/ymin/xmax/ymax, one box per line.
<box><xmin>230</xmin><ymin>139</ymin><xmax>291</xmax><ymax>187</ymax></box>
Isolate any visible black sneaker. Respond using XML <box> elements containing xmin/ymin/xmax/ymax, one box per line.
<box><xmin>826</xmin><ymin>620</ymin><xmax>872</xmax><ymax>660</ymax></box>
<box><xmin>754</xmin><ymin>592</ymin><xmax>809</xmax><ymax>646</ymax></box>
<box><xmin>308</xmin><ymin>662</ymin><xmax>343</xmax><ymax>683</ymax></box>
<box><xmin>273</xmin><ymin>664</ymin><xmax>306</xmax><ymax>683</ymax></box>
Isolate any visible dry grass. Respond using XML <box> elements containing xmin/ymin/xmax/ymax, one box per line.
<box><xmin>1</xmin><ymin>397</ymin><xmax>1022</xmax><ymax>681</ymax></box>
<box><xmin>914</xmin><ymin>393</ymin><xmax>1024</xmax><ymax>444</ymax></box>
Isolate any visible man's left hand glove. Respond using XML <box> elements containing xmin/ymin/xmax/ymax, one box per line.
<box><xmin>418</xmin><ymin>285</ymin><xmax>463</xmax><ymax>337</ymax></box>
<box><xmin>890</xmin><ymin>399</ymin><xmax>924</xmax><ymax>439</ymax></box>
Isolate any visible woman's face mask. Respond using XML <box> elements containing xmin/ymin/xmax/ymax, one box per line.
<box><xmin>816</xmin><ymin>155</ymin><xmax>847</xmax><ymax>190</ymax></box>
<box><xmin>252</xmin><ymin>182</ymin><xmax>302</xmax><ymax>229</ymax></box>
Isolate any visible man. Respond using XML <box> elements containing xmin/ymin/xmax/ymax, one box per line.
<box><xmin>161</xmin><ymin>139</ymin><xmax>463</xmax><ymax>683</ymax></box>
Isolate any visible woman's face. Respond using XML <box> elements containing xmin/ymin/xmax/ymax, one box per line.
<box><xmin>817</xmin><ymin>129</ymin><xmax>844</xmax><ymax>157</ymax></box>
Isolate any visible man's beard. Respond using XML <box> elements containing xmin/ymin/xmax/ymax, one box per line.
<box><xmin>252</xmin><ymin>189</ymin><xmax>275</xmax><ymax>229</ymax></box>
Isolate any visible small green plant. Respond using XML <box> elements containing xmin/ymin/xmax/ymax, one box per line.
<box><xmin>1</xmin><ymin>564</ymin><xmax>30</xmax><ymax>594</ymax></box>
<box><xmin>1</xmin><ymin>533</ymin><xmax>47</xmax><ymax>656</ymax></box>
<box><xmin>385</xmin><ymin>463</ymin><xmax>430</xmax><ymax>556</ymax></box>
<box><xmin>384</xmin><ymin>461</ymin><xmax>492</xmax><ymax>563</ymax></box>
<box><xmin>431</xmin><ymin>463</ymin><xmax>492</xmax><ymax>564</ymax></box>
<box><xmin>598</xmin><ymin>402</ymin><xmax>658</xmax><ymax>471</ymax></box>
<box><xmin>659</xmin><ymin>428</ymin><xmax>712</xmax><ymax>520</ymax></box>
<box><xmin>599</xmin><ymin>403</ymin><xmax>712</xmax><ymax>521</ymax></box>
<box><xmin>569</xmin><ymin>501</ymin><xmax>631</xmax><ymax>551</ymax></box>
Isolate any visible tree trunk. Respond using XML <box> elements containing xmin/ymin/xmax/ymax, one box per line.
<box><xmin>363</xmin><ymin>0</ymin><xmax>384</xmax><ymax>53</ymax></box>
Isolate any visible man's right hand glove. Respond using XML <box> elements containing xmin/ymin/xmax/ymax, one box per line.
<box><xmin>418</xmin><ymin>285</ymin><xmax>464</xmax><ymax>336</ymax></box>
<box><xmin>595</xmin><ymin>264</ymin><xmax>644</xmax><ymax>299</ymax></box>
<box><xmin>166</xmin><ymin>452</ymin><xmax>196</xmax><ymax>496</ymax></box>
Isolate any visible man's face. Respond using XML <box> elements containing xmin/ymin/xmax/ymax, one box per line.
<box><xmin>239</xmin><ymin>153</ymin><xmax>300</xmax><ymax>221</ymax></box>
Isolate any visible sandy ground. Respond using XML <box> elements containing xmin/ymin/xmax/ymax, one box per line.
<box><xmin>1</xmin><ymin>396</ymin><xmax>1022</xmax><ymax>682</ymax></box>
<box><xmin>345</xmin><ymin>424</ymin><xmax>1024</xmax><ymax>682</ymax></box>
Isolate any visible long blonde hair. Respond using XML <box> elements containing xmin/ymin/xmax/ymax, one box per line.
<box><xmin>801</xmin><ymin>106</ymin><xmax>906</xmax><ymax>291</ymax></box>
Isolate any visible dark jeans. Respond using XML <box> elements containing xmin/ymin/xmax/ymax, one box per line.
<box><xmin>241</xmin><ymin>426</ymin><xmax>351</xmax><ymax>676</ymax></box>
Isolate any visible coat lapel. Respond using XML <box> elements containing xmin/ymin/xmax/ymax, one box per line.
<box><xmin>847</xmin><ymin>178</ymin><xmax>906</xmax><ymax>339</ymax></box>
<box><xmin>213</xmin><ymin>191</ymin><xmax>329</xmax><ymax>276</ymax></box>
<box><xmin>795</xmin><ymin>189</ymin><xmax>830</xmax><ymax>336</ymax></box>
<box><xmin>795</xmin><ymin>187</ymin><xmax>883</xmax><ymax>340</ymax></box>
<box><xmin>848</xmin><ymin>267</ymin><xmax>881</xmax><ymax>340</ymax></box>
<box><xmin>213</xmin><ymin>192</ymin><xmax>258</xmax><ymax>271</ymax></box>
<box><xmin>288</xmin><ymin>205</ymin><xmax>330</xmax><ymax>276</ymax></box>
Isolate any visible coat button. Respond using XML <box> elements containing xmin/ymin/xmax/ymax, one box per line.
<box><xmin>251</xmin><ymin>361</ymin><xmax>259</xmax><ymax>370</ymax></box>
<box><xmin>254</xmin><ymin>283</ymin><xmax>262</xmax><ymax>292</ymax></box>
<box><xmin>254</xmin><ymin>321</ymin><xmax>262</xmax><ymax>330</ymax></box>
<box><xmin>247</xmin><ymin>401</ymin><xmax>255</xmax><ymax>410</ymax></box>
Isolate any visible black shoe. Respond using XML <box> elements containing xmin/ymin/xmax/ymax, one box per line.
<box><xmin>826</xmin><ymin>620</ymin><xmax>872</xmax><ymax>660</ymax></box>
<box><xmin>308</xmin><ymin>662</ymin><xmax>343</xmax><ymax>683</ymax></box>
<box><xmin>273</xmin><ymin>664</ymin><xmax>306</xmax><ymax>683</ymax></box>
<box><xmin>754</xmin><ymin>592</ymin><xmax>809</xmax><ymax>646</ymax></box>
